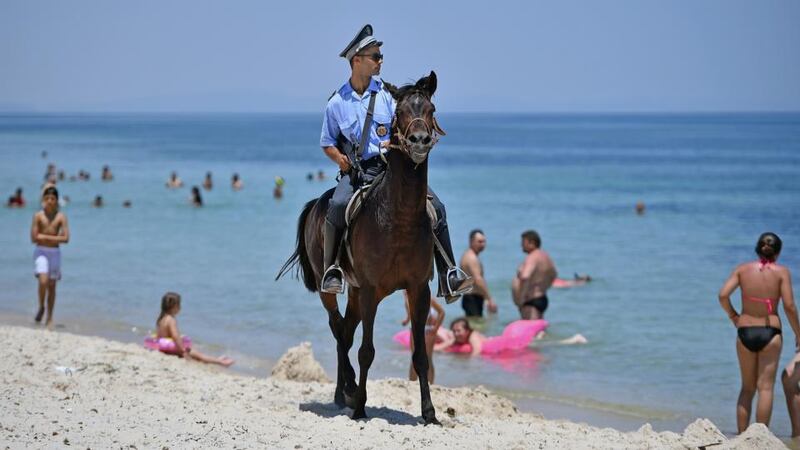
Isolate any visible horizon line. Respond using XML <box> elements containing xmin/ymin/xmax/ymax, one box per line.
<box><xmin>1</xmin><ymin>109</ymin><xmax>799</xmax><ymax>116</ymax></box>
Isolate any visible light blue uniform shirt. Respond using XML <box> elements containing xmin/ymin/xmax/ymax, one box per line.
<box><xmin>320</xmin><ymin>77</ymin><xmax>395</xmax><ymax>161</ymax></box>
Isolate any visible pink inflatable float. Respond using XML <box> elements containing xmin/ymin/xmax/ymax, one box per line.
<box><xmin>393</xmin><ymin>319</ymin><xmax>547</xmax><ymax>355</ymax></box>
<box><xmin>144</xmin><ymin>336</ymin><xmax>192</xmax><ymax>355</ymax></box>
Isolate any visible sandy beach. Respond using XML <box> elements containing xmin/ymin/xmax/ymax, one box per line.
<box><xmin>0</xmin><ymin>325</ymin><xmax>787</xmax><ymax>449</ymax></box>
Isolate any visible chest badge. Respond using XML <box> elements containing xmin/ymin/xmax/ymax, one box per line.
<box><xmin>376</xmin><ymin>124</ymin><xmax>388</xmax><ymax>137</ymax></box>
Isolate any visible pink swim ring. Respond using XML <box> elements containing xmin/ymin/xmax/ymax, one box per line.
<box><xmin>144</xmin><ymin>335</ymin><xmax>192</xmax><ymax>355</ymax></box>
<box><xmin>393</xmin><ymin>319</ymin><xmax>547</xmax><ymax>355</ymax></box>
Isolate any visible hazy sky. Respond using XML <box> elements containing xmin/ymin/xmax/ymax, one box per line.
<box><xmin>1</xmin><ymin>0</ymin><xmax>798</xmax><ymax>112</ymax></box>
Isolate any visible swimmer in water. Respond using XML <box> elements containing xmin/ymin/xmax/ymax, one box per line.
<box><xmin>190</xmin><ymin>186</ymin><xmax>203</xmax><ymax>207</ymax></box>
<box><xmin>166</xmin><ymin>171</ymin><xmax>184</xmax><ymax>189</ymax></box>
<box><xmin>435</xmin><ymin>318</ymin><xmax>486</xmax><ymax>357</ymax></box>
<box><xmin>232</xmin><ymin>173</ymin><xmax>243</xmax><ymax>191</ymax></box>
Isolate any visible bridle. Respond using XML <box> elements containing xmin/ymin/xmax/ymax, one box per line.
<box><xmin>386</xmin><ymin>91</ymin><xmax>443</xmax><ymax>161</ymax></box>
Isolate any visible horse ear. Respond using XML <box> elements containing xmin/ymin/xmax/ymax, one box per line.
<box><xmin>382</xmin><ymin>80</ymin><xmax>400</xmax><ymax>100</ymax></box>
<box><xmin>415</xmin><ymin>71</ymin><xmax>438</xmax><ymax>97</ymax></box>
<box><xmin>427</xmin><ymin>71</ymin><xmax>437</xmax><ymax>96</ymax></box>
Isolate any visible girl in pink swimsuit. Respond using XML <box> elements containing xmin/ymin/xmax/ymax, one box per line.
<box><xmin>719</xmin><ymin>232</ymin><xmax>800</xmax><ymax>434</ymax></box>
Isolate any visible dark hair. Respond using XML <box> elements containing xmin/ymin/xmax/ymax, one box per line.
<box><xmin>42</xmin><ymin>186</ymin><xmax>58</xmax><ymax>199</ymax></box>
<box><xmin>521</xmin><ymin>230</ymin><xmax>541</xmax><ymax>248</ymax></box>
<box><xmin>450</xmin><ymin>317</ymin><xmax>471</xmax><ymax>331</ymax></box>
<box><xmin>157</xmin><ymin>291</ymin><xmax>181</xmax><ymax>325</ymax></box>
<box><xmin>469</xmin><ymin>229</ymin><xmax>484</xmax><ymax>242</ymax></box>
<box><xmin>755</xmin><ymin>232</ymin><xmax>782</xmax><ymax>261</ymax></box>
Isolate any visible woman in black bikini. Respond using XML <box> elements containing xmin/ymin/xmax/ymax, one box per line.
<box><xmin>719</xmin><ymin>232</ymin><xmax>800</xmax><ymax>434</ymax></box>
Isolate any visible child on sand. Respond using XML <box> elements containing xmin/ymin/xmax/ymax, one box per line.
<box><xmin>30</xmin><ymin>185</ymin><xmax>69</xmax><ymax>329</ymax></box>
<box><xmin>155</xmin><ymin>292</ymin><xmax>234</xmax><ymax>367</ymax></box>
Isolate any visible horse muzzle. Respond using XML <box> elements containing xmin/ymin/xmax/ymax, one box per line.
<box><xmin>409</xmin><ymin>145</ymin><xmax>431</xmax><ymax>164</ymax></box>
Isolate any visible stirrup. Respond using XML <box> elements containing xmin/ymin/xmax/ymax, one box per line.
<box><xmin>444</xmin><ymin>266</ymin><xmax>473</xmax><ymax>297</ymax></box>
<box><xmin>321</xmin><ymin>265</ymin><xmax>345</xmax><ymax>294</ymax></box>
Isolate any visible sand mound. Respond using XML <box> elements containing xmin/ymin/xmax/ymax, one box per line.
<box><xmin>723</xmin><ymin>423</ymin><xmax>786</xmax><ymax>450</ymax></box>
<box><xmin>270</xmin><ymin>341</ymin><xmax>331</xmax><ymax>383</ymax></box>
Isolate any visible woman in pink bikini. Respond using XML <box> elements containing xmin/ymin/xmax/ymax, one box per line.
<box><xmin>719</xmin><ymin>232</ymin><xmax>800</xmax><ymax>434</ymax></box>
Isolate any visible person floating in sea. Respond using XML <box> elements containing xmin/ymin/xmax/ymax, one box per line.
<box><xmin>202</xmin><ymin>171</ymin><xmax>213</xmax><ymax>191</ymax></box>
<box><xmin>718</xmin><ymin>232</ymin><xmax>800</xmax><ymax>434</ymax></box>
<box><xmin>92</xmin><ymin>195</ymin><xmax>103</xmax><ymax>208</ymax></box>
<box><xmin>512</xmin><ymin>230</ymin><xmax>556</xmax><ymax>321</ymax></box>
<box><xmin>152</xmin><ymin>292</ymin><xmax>234</xmax><ymax>367</ymax></box>
<box><xmin>190</xmin><ymin>186</ymin><xmax>203</xmax><ymax>207</ymax></box>
<box><xmin>459</xmin><ymin>229</ymin><xmax>497</xmax><ymax>317</ymax></box>
<box><xmin>166</xmin><ymin>171</ymin><xmax>184</xmax><ymax>189</ymax></box>
<box><xmin>635</xmin><ymin>201</ymin><xmax>645</xmax><ymax>215</ymax></box>
<box><xmin>231</xmin><ymin>173</ymin><xmax>243</xmax><ymax>191</ymax></box>
<box><xmin>551</xmin><ymin>273</ymin><xmax>592</xmax><ymax>288</ymax></box>
<box><xmin>273</xmin><ymin>176</ymin><xmax>284</xmax><ymax>199</ymax></box>
<box><xmin>401</xmin><ymin>291</ymin><xmax>445</xmax><ymax>383</ymax></box>
<box><xmin>30</xmin><ymin>185</ymin><xmax>69</xmax><ymax>330</ymax></box>
<box><xmin>316</xmin><ymin>169</ymin><xmax>326</xmax><ymax>181</ymax></box>
<box><xmin>317</xmin><ymin>24</ymin><xmax>472</xmax><ymax>300</ymax></box>
<box><xmin>306</xmin><ymin>172</ymin><xmax>314</xmax><ymax>181</ymax></box>
<box><xmin>435</xmin><ymin>318</ymin><xmax>486</xmax><ymax>357</ymax></box>
<box><xmin>122</xmin><ymin>200</ymin><xmax>132</xmax><ymax>208</ymax></box>
<box><xmin>101</xmin><ymin>165</ymin><xmax>113</xmax><ymax>181</ymax></box>
<box><xmin>7</xmin><ymin>187</ymin><xmax>25</xmax><ymax>208</ymax></box>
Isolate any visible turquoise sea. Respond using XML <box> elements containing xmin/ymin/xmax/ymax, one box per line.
<box><xmin>1</xmin><ymin>113</ymin><xmax>799</xmax><ymax>436</ymax></box>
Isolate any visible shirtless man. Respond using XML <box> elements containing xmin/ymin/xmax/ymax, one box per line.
<box><xmin>512</xmin><ymin>230</ymin><xmax>557</xmax><ymax>320</ymax></box>
<box><xmin>459</xmin><ymin>229</ymin><xmax>497</xmax><ymax>317</ymax></box>
<box><xmin>166</xmin><ymin>171</ymin><xmax>184</xmax><ymax>188</ymax></box>
<box><xmin>30</xmin><ymin>185</ymin><xmax>70</xmax><ymax>329</ymax></box>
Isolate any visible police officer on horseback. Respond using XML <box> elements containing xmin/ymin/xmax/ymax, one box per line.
<box><xmin>319</xmin><ymin>24</ymin><xmax>473</xmax><ymax>302</ymax></box>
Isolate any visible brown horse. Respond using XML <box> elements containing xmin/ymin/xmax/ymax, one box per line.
<box><xmin>277</xmin><ymin>72</ymin><xmax>445</xmax><ymax>424</ymax></box>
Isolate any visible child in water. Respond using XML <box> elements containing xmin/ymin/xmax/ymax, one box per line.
<box><xmin>401</xmin><ymin>291</ymin><xmax>445</xmax><ymax>383</ymax></box>
<box><xmin>30</xmin><ymin>185</ymin><xmax>69</xmax><ymax>329</ymax></box>
<box><xmin>155</xmin><ymin>292</ymin><xmax>234</xmax><ymax>367</ymax></box>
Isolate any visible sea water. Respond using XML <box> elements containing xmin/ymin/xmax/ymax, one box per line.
<box><xmin>1</xmin><ymin>113</ymin><xmax>799</xmax><ymax>436</ymax></box>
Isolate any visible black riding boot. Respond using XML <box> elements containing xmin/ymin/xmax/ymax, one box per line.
<box><xmin>434</xmin><ymin>226</ymin><xmax>473</xmax><ymax>303</ymax></box>
<box><xmin>321</xmin><ymin>219</ymin><xmax>345</xmax><ymax>294</ymax></box>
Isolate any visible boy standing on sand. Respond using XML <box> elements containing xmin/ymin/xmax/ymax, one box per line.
<box><xmin>30</xmin><ymin>185</ymin><xmax>69</xmax><ymax>329</ymax></box>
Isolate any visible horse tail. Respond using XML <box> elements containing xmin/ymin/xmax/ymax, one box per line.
<box><xmin>275</xmin><ymin>198</ymin><xmax>319</xmax><ymax>292</ymax></box>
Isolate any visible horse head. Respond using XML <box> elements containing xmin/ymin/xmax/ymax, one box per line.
<box><xmin>385</xmin><ymin>71</ymin><xmax>446</xmax><ymax>164</ymax></box>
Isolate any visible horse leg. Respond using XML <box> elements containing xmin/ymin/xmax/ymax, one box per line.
<box><xmin>340</xmin><ymin>286</ymin><xmax>362</xmax><ymax>408</ymax></box>
<box><xmin>320</xmin><ymin>292</ymin><xmax>349</xmax><ymax>408</ymax></box>
<box><xmin>407</xmin><ymin>284</ymin><xmax>441</xmax><ymax>425</ymax></box>
<box><xmin>351</xmin><ymin>286</ymin><xmax>378</xmax><ymax>420</ymax></box>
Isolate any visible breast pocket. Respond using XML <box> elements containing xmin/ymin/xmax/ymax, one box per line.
<box><xmin>372</xmin><ymin>112</ymin><xmax>392</xmax><ymax>142</ymax></box>
<box><xmin>336</xmin><ymin>112</ymin><xmax>359</xmax><ymax>144</ymax></box>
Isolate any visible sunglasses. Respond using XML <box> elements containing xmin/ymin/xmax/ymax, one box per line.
<box><xmin>357</xmin><ymin>52</ymin><xmax>383</xmax><ymax>62</ymax></box>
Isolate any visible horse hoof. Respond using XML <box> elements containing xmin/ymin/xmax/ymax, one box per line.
<box><xmin>351</xmin><ymin>409</ymin><xmax>367</xmax><ymax>420</ymax></box>
<box><xmin>344</xmin><ymin>392</ymin><xmax>358</xmax><ymax>409</ymax></box>
<box><xmin>424</xmin><ymin>416</ymin><xmax>442</xmax><ymax>426</ymax></box>
<box><xmin>334</xmin><ymin>393</ymin><xmax>347</xmax><ymax>409</ymax></box>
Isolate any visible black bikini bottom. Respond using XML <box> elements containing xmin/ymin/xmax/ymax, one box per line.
<box><xmin>737</xmin><ymin>326</ymin><xmax>782</xmax><ymax>353</ymax></box>
<box><xmin>523</xmin><ymin>295</ymin><xmax>548</xmax><ymax>314</ymax></box>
